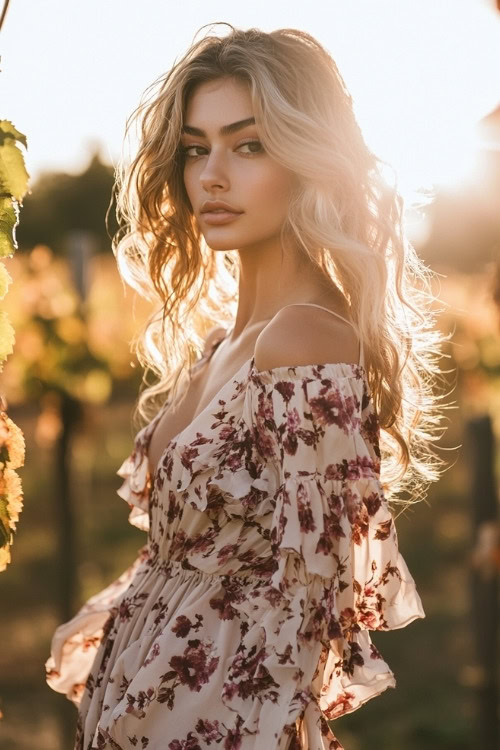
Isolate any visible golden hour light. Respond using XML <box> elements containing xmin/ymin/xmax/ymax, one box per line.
<box><xmin>1</xmin><ymin>4</ymin><xmax>500</xmax><ymax>750</ymax></box>
<box><xmin>339</xmin><ymin>1</ymin><xmax>500</xmax><ymax>207</ymax></box>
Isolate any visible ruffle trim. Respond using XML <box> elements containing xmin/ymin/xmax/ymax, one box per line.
<box><xmin>175</xmin><ymin>444</ymin><xmax>277</xmax><ymax>519</ymax></box>
<box><xmin>45</xmin><ymin>547</ymin><xmax>149</xmax><ymax>706</ymax></box>
<box><xmin>171</xmin><ymin>381</ymin><xmax>280</xmax><ymax>519</ymax></box>
<box><xmin>116</xmin><ymin>445</ymin><xmax>151</xmax><ymax>532</ymax></box>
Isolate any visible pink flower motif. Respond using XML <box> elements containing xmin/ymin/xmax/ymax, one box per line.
<box><xmin>286</xmin><ymin>407</ymin><xmax>301</xmax><ymax>432</ymax></box>
<box><xmin>195</xmin><ymin>718</ymin><xmax>221</xmax><ymax>743</ymax></box>
<box><xmin>358</xmin><ymin>610</ymin><xmax>378</xmax><ymax>628</ymax></box>
<box><xmin>143</xmin><ymin>642</ymin><xmax>160</xmax><ymax>666</ymax></box>
<box><xmin>225</xmin><ymin>452</ymin><xmax>242</xmax><ymax>471</ymax></box>
<box><xmin>169</xmin><ymin>638</ymin><xmax>220</xmax><ymax>692</ymax></box>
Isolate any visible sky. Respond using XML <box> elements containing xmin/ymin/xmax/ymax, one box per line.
<box><xmin>1</xmin><ymin>0</ymin><xmax>500</xmax><ymax>211</ymax></box>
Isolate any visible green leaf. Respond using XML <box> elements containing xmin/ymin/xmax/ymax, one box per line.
<box><xmin>0</xmin><ymin>136</ymin><xmax>30</xmax><ymax>203</ymax></box>
<box><xmin>0</xmin><ymin>195</ymin><xmax>19</xmax><ymax>257</ymax></box>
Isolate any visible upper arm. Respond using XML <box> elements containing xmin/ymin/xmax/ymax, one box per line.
<box><xmin>254</xmin><ymin>305</ymin><xmax>360</xmax><ymax>372</ymax></box>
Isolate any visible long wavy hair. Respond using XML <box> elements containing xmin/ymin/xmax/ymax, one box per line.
<box><xmin>109</xmin><ymin>23</ymin><xmax>454</xmax><ymax>510</ymax></box>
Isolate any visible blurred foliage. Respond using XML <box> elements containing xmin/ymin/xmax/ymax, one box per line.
<box><xmin>1</xmin><ymin>246</ymin><xmax>149</xmax><ymax>406</ymax></box>
<box><xmin>16</xmin><ymin>149</ymin><xmax>119</xmax><ymax>256</ymax></box>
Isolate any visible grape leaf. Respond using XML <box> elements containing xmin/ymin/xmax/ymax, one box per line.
<box><xmin>0</xmin><ymin>121</ymin><xmax>28</xmax><ymax>149</ymax></box>
<box><xmin>0</xmin><ymin>135</ymin><xmax>29</xmax><ymax>202</ymax></box>
<box><xmin>0</xmin><ymin>495</ymin><xmax>11</xmax><ymax>547</ymax></box>
<box><xmin>0</xmin><ymin>196</ymin><xmax>18</xmax><ymax>257</ymax></box>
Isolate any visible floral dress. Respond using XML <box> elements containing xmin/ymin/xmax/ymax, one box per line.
<box><xmin>46</xmin><ymin>313</ymin><xmax>425</xmax><ymax>750</ymax></box>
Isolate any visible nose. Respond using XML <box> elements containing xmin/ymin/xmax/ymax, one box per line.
<box><xmin>199</xmin><ymin>148</ymin><xmax>229</xmax><ymax>192</ymax></box>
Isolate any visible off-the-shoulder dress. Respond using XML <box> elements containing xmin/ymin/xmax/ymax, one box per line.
<box><xmin>46</xmin><ymin>303</ymin><xmax>425</xmax><ymax>750</ymax></box>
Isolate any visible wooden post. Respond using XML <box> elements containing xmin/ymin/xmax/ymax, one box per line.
<box><xmin>53</xmin><ymin>229</ymin><xmax>95</xmax><ymax>746</ymax></box>
<box><xmin>467</xmin><ymin>415</ymin><xmax>499</xmax><ymax>750</ymax></box>
<box><xmin>54</xmin><ymin>391</ymin><xmax>82</xmax><ymax>622</ymax></box>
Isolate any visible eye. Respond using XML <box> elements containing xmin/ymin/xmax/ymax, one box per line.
<box><xmin>180</xmin><ymin>139</ymin><xmax>264</xmax><ymax>159</ymax></box>
<box><xmin>237</xmin><ymin>140</ymin><xmax>264</xmax><ymax>155</ymax></box>
<box><xmin>181</xmin><ymin>145</ymin><xmax>207</xmax><ymax>158</ymax></box>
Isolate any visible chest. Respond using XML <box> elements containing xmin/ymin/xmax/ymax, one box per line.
<box><xmin>147</xmin><ymin>349</ymin><xmax>248</xmax><ymax>479</ymax></box>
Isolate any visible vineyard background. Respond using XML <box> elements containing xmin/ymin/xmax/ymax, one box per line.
<box><xmin>0</xmin><ymin>131</ymin><xmax>498</xmax><ymax>748</ymax></box>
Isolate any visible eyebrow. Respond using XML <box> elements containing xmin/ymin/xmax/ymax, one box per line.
<box><xmin>181</xmin><ymin>117</ymin><xmax>256</xmax><ymax>137</ymax></box>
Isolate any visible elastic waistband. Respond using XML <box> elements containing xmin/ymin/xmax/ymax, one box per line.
<box><xmin>146</xmin><ymin>550</ymin><xmax>271</xmax><ymax>583</ymax></box>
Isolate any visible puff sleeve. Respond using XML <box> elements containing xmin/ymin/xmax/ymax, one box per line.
<box><xmin>221</xmin><ymin>361</ymin><xmax>425</xmax><ymax>749</ymax></box>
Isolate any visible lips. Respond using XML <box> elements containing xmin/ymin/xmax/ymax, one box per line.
<box><xmin>201</xmin><ymin>209</ymin><xmax>243</xmax><ymax>226</ymax></box>
<box><xmin>200</xmin><ymin>200</ymin><xmax>243</xmax><ymax>214</ymax></box>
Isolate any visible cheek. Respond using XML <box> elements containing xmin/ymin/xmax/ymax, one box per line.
<box><xmin>183</xmin><ymin>167</ymin><xmax>195</xmax><ymax>202</ymax></box>
<box><xmin>245</xmin><ymin>162</ymin><xmax>294</xmax><ymax>213</ymax></box>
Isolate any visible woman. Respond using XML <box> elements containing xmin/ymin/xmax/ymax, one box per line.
<box><xmin>46</xmin><ymin>24</ymin><xmax>450</xmax><ymax>749</ymax></box>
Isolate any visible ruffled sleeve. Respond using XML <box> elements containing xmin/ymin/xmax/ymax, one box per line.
<box><xmin>45</xmin><ymin>427</ymin><xmax>154</xmax><ymax>704</ymax></box>
<box><xmin>221</xmin><ymin>361</ymin><xmax>425</xmax><ymax>748</ymax></box>
<box><xmin>114</xmin><ymin>324</ymin><xmax>230</xmax><ymax>532</ymax></box>
<box><xmin>45</xmin><ymin>545</ymin><xmax>149</xmax><ymax>705</ymax></box>
<box><xmin>116</xmin><ymin>438</ymin><xmax>151</xmax><ymax>532</ymax></box>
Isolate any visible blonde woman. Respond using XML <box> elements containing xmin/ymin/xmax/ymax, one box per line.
<box><xmin>46</xmin><ymin>24</ymin><xmax>450</xmax><ymax>750</ymax></box>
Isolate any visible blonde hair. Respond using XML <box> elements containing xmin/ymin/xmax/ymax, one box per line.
<box><xmin>110</xmin><ymin>23</ymin><xmax>454</xmax><ymax>510</ymax></box>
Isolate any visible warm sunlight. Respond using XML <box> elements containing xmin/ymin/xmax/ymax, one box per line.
<box><xmin>2</xmin><ymin>3</ymin><xmax>500</xmax><ymax>749</ymax></box>
<box><xmin>332</xmin><ymin>1</ymin><xmax>500</xmax><ymax>206</ymax></box>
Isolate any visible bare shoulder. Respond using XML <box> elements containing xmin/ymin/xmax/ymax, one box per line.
<box><xmin>254</xmin><ymin>304</ymin><xmax>360</xmax><ymax>371</ymax></box>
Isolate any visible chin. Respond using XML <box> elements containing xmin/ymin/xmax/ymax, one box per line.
<box><xmin>205</xmin><ymin>243</ymin><xmax>239</xmax><ymax>253</ymax></box>
<box><xmin>203</xmin><ymin>232</ymin><xmax>244</xmax><ymax>252</ymax></box>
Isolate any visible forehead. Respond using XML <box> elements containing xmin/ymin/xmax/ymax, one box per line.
<box><xmin>184</xmin><ymin>77</ymin><xmax>253</xmax><ymax>124</ymax></box>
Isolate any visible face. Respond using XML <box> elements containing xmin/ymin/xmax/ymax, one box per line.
<box><xmin>181</xmin><ymin>76</ymin><xmax>296</xmax><ymax>253</ymax></box>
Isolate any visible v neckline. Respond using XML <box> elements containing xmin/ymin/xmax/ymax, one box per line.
<box><xmin>146</xmin><ymin>336</ymin><xmax>253</xmax><ymax>483</ymax></box>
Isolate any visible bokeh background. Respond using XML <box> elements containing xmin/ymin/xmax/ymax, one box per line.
<box><xmin>1</xmin><ymin>1</ymin><xmax>500</xmax><ymax>748</ymax></box>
